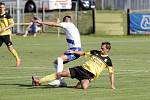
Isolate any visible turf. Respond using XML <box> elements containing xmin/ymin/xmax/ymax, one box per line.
<box><xmin>0</xmin><ymin>34</ymin><xmax>150</xmax><ymax>100</ymax></box>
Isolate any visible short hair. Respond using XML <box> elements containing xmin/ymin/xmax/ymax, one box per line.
<box><xmin>33</xmin><ymin>16</ymin><xmax>39</xmax><ymax>20</ymax></box>
<box><xmin>101</xmin><ymin>42</ymin><xmax>111</xmax><ymax>50</ymax></box>
<box><xmin>0</xmin><ymin>2</ymin><xmax>5</xmax><ymax>6</ymax></box>
<box><xmin>63</xmin><ymin>15</ymin><xmax>71</xmax><ymax>22</ymax></box>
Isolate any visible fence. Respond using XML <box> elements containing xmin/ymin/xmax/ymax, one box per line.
<box><xmin>96</xmin><ymin>0</ymin><xmax>150</xmax><ymax>11</ymax></box>
<box><xmin>4</xmin><ymin>0</ymin><xmax>94</xmax><ymax>35</ymax></box>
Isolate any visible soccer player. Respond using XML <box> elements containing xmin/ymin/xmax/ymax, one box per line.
<box><xmin>0</xmin><ymin>2</ymin><xmax>21</xmax><ymax>67</ymax></box>
<box><xmin>35</xmin><ymin>15</ymin><xmax>82</xmax><ymax>87</ymax></box>
<box><xmin>32</xmin><ymin>42</ymin><xmax>116</xmax><ymax>90</ymax></box>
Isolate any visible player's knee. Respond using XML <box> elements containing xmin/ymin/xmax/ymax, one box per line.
<box><xmin>53</xmin><ymin>60</ymin><xmax>57</xmax><ymax>64</ymax></box>
<box><xmin>7</xmin><ymin>45</ymin><xmax>13</xmax><ymax>50</ymax></box>
<box><xmin>82</xmin><ymin>84</ymin><xmax>89</xmax><ymax>90</ymax></box>
<box><xmin>81</xmin><ymin>80</ymin><xmax>90</xmax><ymax>89</ymax></box>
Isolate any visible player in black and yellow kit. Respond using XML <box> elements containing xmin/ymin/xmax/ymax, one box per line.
<box><xmin>32</xmin><ymin>42</ymin><xmax>115</xmax><ymax>90</ymax></box>
<box><xmin>0</xmin><ymin>2</ymin><xmax>21</xmax><ymax>67</ymax></box>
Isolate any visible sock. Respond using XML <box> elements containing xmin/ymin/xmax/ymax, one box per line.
<box><xmin>55</xmin><ymin>57</ymin><xmax>64</xmax><ymax>81</ymax></box>
<box><xmin>24</xmin><ymin>30</ymin><xmax>28</xmax><ymax>36</ymax></box>
<box><xmin>39</xmin><ymin>73</ymin><xmax>57</xmax><ymax>83</ymax></box>
<box><xmin>10</xmin><ymin>48</ymin><xmax>20</xmax><ymax>60</ymax></box>
<box><xmin>56</xmin><ymin>57</ymin><xmax>64</xmax><ymax>73</ymax></box>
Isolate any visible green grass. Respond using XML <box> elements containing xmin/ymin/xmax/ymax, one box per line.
<box><xmin>0</xmin><ymin>34</ymin><xmax>150</xmax><ymax>100</ymax></box>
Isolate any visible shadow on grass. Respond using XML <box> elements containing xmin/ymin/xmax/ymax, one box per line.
<box><xmin>0</xmin><ymin>83</ymin><xmax>76</xmax><ymax>89</ymax></box>
<box><xmin>0</xmin><ymin>83</ymin><xmax>110</xmax><ymax>90</ymax></box>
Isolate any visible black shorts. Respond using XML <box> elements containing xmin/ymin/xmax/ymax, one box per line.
<box><xmin>0</xmin><ymin>35</ymin><xmax>12</xmax><ymax>47</ymax></box>
<box><xmin>69</xmin><ymin>66</ymin><xmax>94</xmax><ymax>81</ymax></box>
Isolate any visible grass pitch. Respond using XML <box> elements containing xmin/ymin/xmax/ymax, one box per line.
<box><xmin>0</xmin><ymin>34</ymin><xmax>150</xmax><ymax>100</ymax></box>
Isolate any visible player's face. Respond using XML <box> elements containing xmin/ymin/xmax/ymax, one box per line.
<box><xmin>0</xmin><ymin>4</ymin><xmax>5</xmax><ymax>13</ymax></box>
<box><xmin>63</xmin><ymin>17</ymin><xmax>70</xmax><ymax>22</ymax></box>
<box><xmin>101</xmin><ymin>44</ymin><xmax>109</xmax><ymax>55</ymax></box>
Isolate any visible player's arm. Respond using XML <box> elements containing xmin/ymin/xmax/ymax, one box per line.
<box><xmin>2</xmin><ymin>18</ymin><xmax>14</xmax><ymax>31</ymax></box>
<box><xmin>67</xmin><ymin>50</ymin><xmax>85</xmax><ymax>56</ymax></box>
<box><xmin>108</xmin><ymin>67</ymin><xmax>116</xmax><ymax>89</ymax></box>
<box><xmin>26</xmin><ymin>22</ymin><xmax>32</xmax><ymax>30</ymax></box>
<box><xmin>35</xmin><ymin>20</ymin><xmax>62</xmax><ymax>28</ymax></box>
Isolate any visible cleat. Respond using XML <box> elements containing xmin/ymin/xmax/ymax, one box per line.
<box><xmin>48</xmin><ymin>80</ymin><xmax>60</xmax><ymax>87</ymax></box>
<box><xmin>16</xmin><ymin>59</ymin><xmax>21</xmax><ymax>67</ymax></box>
<box><xmin>60</xmin><ymin>79</ymin><xmax>67</xmax><ymax>87</ymax></box>
<box><xmin>32</xmin><ymin>76</ymin><xmax>40</xmax><ymax>86</ymax></box>
<box><xmin>48</xmin><ymin>79</ymin><xmax>67</xmax><ymax>87</ymax></box>
<box><xmin>60</xmin><ymin>81</ymin><xmax>67</xmax><ymax>87</ymax></box>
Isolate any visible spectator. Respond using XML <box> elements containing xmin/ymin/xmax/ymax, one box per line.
<box><xmin>23</xmin><ymin>16</ymin><xmax>41</xmax><ymax>37</ymax></box>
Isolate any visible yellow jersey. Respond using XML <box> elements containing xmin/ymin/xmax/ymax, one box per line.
<box><xmin>0</xmin><ymin>12</ymin><xmax>14</xmax><ymax>35</ymax></box>
<box><xmin>82</xmin><ymin>50</ymin><xmax>114</xmax><ymax>80</ymax></box>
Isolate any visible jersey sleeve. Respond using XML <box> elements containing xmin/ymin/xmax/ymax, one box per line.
<box><xmin>8</xmin><ymin>18</ymin><xmax>14</xmax><ymax>25</ymax></box>
<box><xmin>84</xmin><ymin>51</ymin><xmax>92</xmax><ymax>57</ymax></box>
<box><xmin>6</xmin><ymin>14</ymin><xmax>14</xmax><ymax>25</ymax></box>
<box><xmin>107</xmin><ymin>67</ymin><xmax>114</xmax><ymax>73</ymax></box>
<box><xmin>60</xmin><ymin>22</ymin><xmax>68</xmax><ymax>28</ymax></box>
<box><xmin>107</xmin><ymin>58</ymin><xmax>114</xmax><ymax>73</ymax></box>
<box><xmin>84</xmin><ymin>50</ymin><xmax>100</xmax><ymax>57</ymax></box>
<box><xmin>90</xmin><ymin>50</ymin><xmax>100</xmax><ymax>55</ymax></box>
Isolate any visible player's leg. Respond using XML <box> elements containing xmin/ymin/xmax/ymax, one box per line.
<box><xmin>33</xmin><ymin>29</ymin><xmax>38</xmax><ymax>37</ymax></box>
<box><xmin>80</xmin><ymin>79</ymin><xmax>90</xmax><ymax>89</ymax></box>
<box><xmin>4</xmin><ymin>35</ymin><xmax>21</xmax><ymax>67</ymax></box>
<box><xmin>75</xmin><ymin>82</ymin><xmax>82</xmax><ymax>89</ymax></box>
<box><xmin>56</xmin><ymin>55</ymin><xmax>68</xmax><ymax>73</ymax></box>
<box><xmin>33</xmin><ymin>32</ymin><xmax>37</xmax><ymax>37</ymax></box>
<box><xmin>7</xmin><ymin>45</ymin><xmax>21</xmax><ymax>67</ymax></box>
<box><xmin>32</xmin><ymin>73</ymin><xmax>57</xmax><ymax>86</ymax></box>
<box><xmin>49</xmin><ymin>48</ymin><xmax>81</xmax><ymax>86</ymax></box>
<box><xmin>0</xmin><ymin>36</ymin><xmax>3</xmax><ymax>47</ymax></box>
<box><xmin>75</xmin><ymin>80</ymin><xmax>90</xmax><ymax>89</ymax></box>
<box><xmin>69</xmin><ymin>66</ymin><xmax>94</xmax><ymax>89</ymax></box>
<box><xmin>33</xmin><ymin>27</ymin><xmax>41</xmax><ymax>37</ymax></box>
<box><xmin>23</xmin><ymin>30</ymin><xmax>29</xmax><ymax>37</ymax></box>
<box><xmin>48</xmin><ymin>55</ymin><xmax>68</xmax><ymax>86</ymax></box>
<box><xmin>32</xmin><ymin>69</ymin><xmax>70</xmax><ymax>86</ymax></box>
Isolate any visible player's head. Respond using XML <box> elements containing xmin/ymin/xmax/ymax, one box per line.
<box><xmin>63</xmin><ymin>15</ymin><xmax>71</xmax><ymax>22</ymax></box>
<box><xmin>0</xmin><ymin>2</ymin><xmax>5</xmax><ymax>7</ymax></box>
<box><xmin>0</xmin><ymin>2</ymin><xmax>5</xmax><ymax>13</ymax></box>
<box><xmin>33</xmin><ymin>16</ymin><xmax>39</xmax><ymax>20</ymax></box>
<box><xmin>31</xmin><ymin>16</ymin><xmax>41</xmax><ymax>22</ymax></box>
<box><xmin>101</xmin><ymin>42</ymin><xmax>111</xmax><ymax>54</ymax></box>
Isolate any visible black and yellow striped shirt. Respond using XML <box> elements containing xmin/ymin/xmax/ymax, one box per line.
<box><xmin>82</xmin><ymin>50</ymin><xmax>114</xmax><ymax>80</ymax></box>
<box><xmin>0</xmin><ymin>12</ymin><xmax>14</xmax><ymax>35</ymax></box>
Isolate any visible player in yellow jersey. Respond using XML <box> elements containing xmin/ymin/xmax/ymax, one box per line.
<box><xmin>32</xmin><ymin>42</ymin><xmax>115</xmax><ymax>89</ymax></box>
<box><xmin>0</xmin><ymin>2</ymin><xmax>21</xmax><ymax>67</ymax></box>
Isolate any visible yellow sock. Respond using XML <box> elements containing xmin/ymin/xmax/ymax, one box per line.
<box><xmin>11</xmin><ymin>49</ymin><xmax>20</xmax><ymax>60</ymax></box>
<box><xmin>39</xmin><ymin>73</ymin><xmax>57</xmax><ymax>83</ymax></box>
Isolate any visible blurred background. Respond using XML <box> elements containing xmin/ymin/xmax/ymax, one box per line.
<box><xmin>1</xmin><ymin>0</ymin><xmax>150</xmax><ymax>35</ymax></box>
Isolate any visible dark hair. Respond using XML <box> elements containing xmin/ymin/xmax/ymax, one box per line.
<box><xmin>0</xmin><ymin>2</ymin><xmax>5</xmax><ymax>6</ymax></box>
<box><xmin>63</xmin><ymin>15</ymin><xmax>71</xmax><ymax>22</ymax></box>
<box><xmin>33</xmin><ymin>16</ymin><xmax>39</xmax><ymax>20</ymax></box>
<box><xmin>101</xmin><ymin>42</ymin><xmax>111</xmax><ymax>50</ymax></box>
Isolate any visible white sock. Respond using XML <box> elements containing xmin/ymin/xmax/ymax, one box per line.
<box><xmin>57</xmin><ymin>57</ymin><xmax>64</xmax><ymax>73</ymax></box>
<box><xmin>54</xmin><ymin>57</ymin><xmax>64</xmax><ymax>82</ymax></box>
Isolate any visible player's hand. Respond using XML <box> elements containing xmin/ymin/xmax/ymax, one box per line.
<box><xmin>1</xmin><ymin>28</ymin><xmax>6</xmax><ymax>32</ymax></box>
